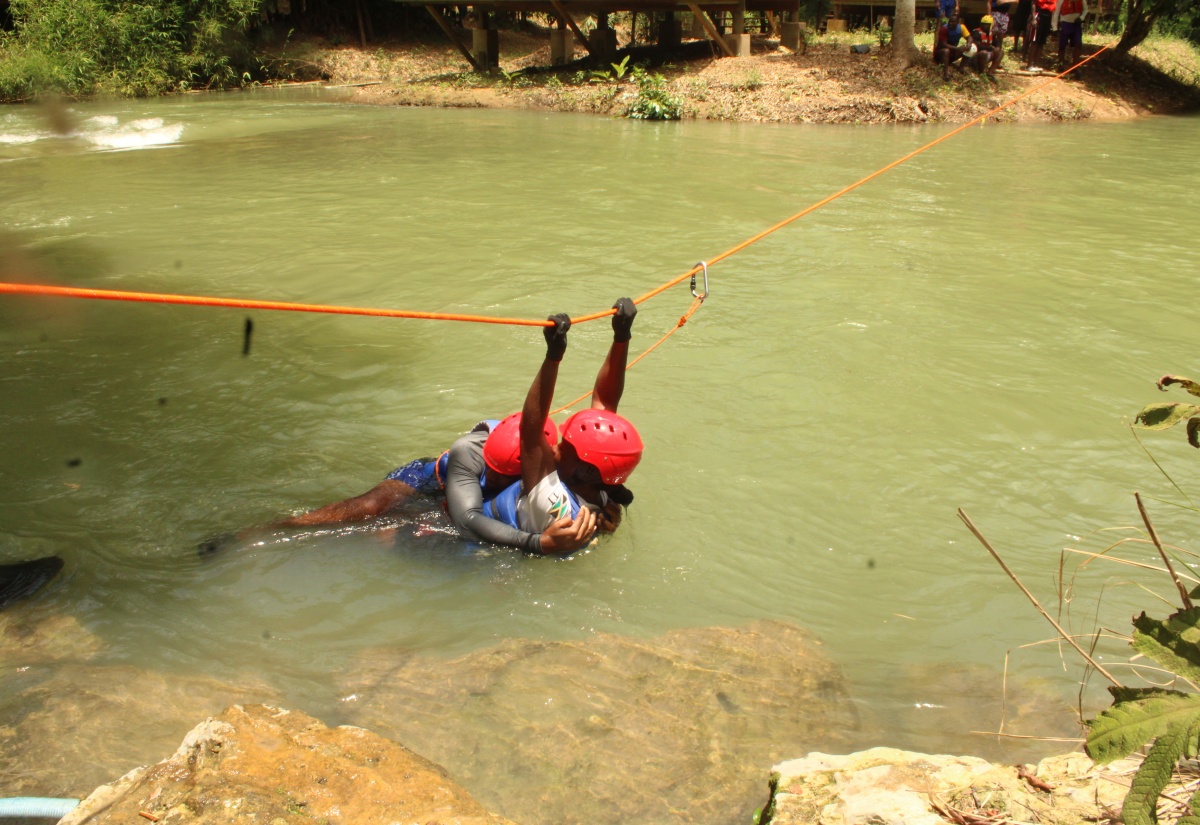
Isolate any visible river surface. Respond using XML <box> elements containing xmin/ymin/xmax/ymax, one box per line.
<box><xmin>2</xmin><ymin>91</ymin><xmax>1199</xmax><ymax>820</ymax></box>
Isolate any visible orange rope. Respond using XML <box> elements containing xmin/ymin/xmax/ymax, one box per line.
<box><xmin>552</xmin><ymin>295</ymin><xmax>706</xmax><ymax>416</ymax></box>
<box><xmin>0</xmin><ymin>48</ymin><xmax>1108</xmax><ymax>333</ymax></box>
<box><xmin>631</xmin><ymin>46</ymin><xmax>1112</xmax><ymax>305</ymax></box>
<box><xmin>0</xmin><ymin>283</ymin><xmax>549</xmax><ymax>326</ymax></box>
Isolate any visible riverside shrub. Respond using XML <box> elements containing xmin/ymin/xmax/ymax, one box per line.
<box><xmin>0</xmin><ymin>0</ymin><xmax>261</xmax><ymax>100</ymax></box>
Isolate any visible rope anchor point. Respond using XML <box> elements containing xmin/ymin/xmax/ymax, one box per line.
<box><xmin>691</xmin><ymin>261</ymin><xmax>710</xmax><ymax>301</ymax></box>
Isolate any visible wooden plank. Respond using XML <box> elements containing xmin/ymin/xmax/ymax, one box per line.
<box><xmin>423</xmin><ymin>5</ymin><xmax>486</xmax><ymax>72</ymax></box>
<box><xmin>549</xmin><ymin>0</ymin><xmax>597</xmax><ymax>54</ymax></box>
<box><xmin>687</xmin><ymin>3</ymin><xmax>737</xmax><ymax>55</ymax></box>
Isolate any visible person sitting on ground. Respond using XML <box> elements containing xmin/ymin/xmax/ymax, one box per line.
<box><xmin>480</xmin><ymin>311</ymin><xmax>644</xmax><ymax>546</ymax></box>
<box><xmin>1052</xmin><ymin>0</ymin><xmax>1088</xmax><ymax>72</ymax></box>
<box><xmin>971</xmin><ymin>17</ymin><xmax>998</xmax><ymax>78</ymax></box>
<box><xmin>934</xmin><ymin>13</ymin><xmax>972</xmax><ymax>80</ymax></box>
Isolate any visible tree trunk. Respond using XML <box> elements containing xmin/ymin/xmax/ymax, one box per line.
<box><xmin>891</xmin><ymin>0</ymin><xmax>922</xmax><ymax>66</ymax></box>
<box><xmin>1116</xmin><ymin>0</ymin><xmax>1169</xmax><ymax>51</ymax></box>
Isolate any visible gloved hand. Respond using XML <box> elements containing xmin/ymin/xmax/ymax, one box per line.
<box><xmin>612</xmin><ymin>297</ymin><xmax>636</xmax><ymax>343</ymax></box>
<box><xmin>544</xmin><ymin>313</ymin><xmax>571</xmax><ymax>362</ymax></box>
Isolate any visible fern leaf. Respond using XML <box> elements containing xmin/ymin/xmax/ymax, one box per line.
<box><xmin>1123</xmin><ymin>725</ymin><xmax>1187</xmax><ymax>825</ymax></box>
<box><xmin>1087</xmin><ymin>690</ymin><xmax>1200</xmax><ymax>763</ymax></box>
<box><xmin>1133</xmin><ymin>610</ymin><xmax>1200</xmax><ymax>685</ymax></box>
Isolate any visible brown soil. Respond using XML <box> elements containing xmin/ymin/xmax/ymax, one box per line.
<box><xmin>275</xmin><ymin>27</ymin><xmax>1200</xmax><ymax>125</ymax></box>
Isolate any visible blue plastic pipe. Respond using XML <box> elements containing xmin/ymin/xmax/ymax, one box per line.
<box><xmin>0</xmin><ymin>797</ymin><xmax>80</xmax><ymax>818</ymax></box>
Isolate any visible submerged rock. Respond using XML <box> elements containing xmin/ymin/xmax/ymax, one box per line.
<box><xmin>337</xmin><ymin>619</ymin><xmax>859</xmax><ymax>825</ymax></box>
<box><xmin>0</xmin><ymin>607</ymin><xmax>103</xmax><ymax>666</ymax></box>
<box><xmin>760</xmin><ymin>747</ymin><xmax>1137</xmax><ymax>825</ymax></box>
<box><xmin>0</xmin><ymin>665</ymin><xmax>278</xmax><ymax>799</ymax></box>
<box><xmin>59</xmin><ymin>703</ymin><xmax>517</xmax><ymax>825</ymax></box>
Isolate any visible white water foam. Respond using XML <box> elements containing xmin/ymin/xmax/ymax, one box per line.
<box><xmin>0</xmin><ymin>111</ymin><xmax>184</xmax><ymax>153</ymax></box>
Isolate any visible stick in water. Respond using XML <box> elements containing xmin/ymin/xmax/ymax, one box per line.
<box><xmin>957</xmin><ymin>508</ymin><xmax>1120</xmax><ymax>687</ymax></box>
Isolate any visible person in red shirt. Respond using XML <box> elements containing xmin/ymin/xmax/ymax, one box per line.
<box><xmin>1024</xmin><ymin>0</ymin><xmax>1058</xmax><ymax>71</ymax></box>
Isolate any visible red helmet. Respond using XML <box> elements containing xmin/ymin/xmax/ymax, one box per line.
<box><xmin>483</xmin><ymin>413</ymin><xmax>559</xmax><ymax>477</ymax></box>
<box><xmin>561</xmin><ymin>409</ymin><xmax>643</xmax><ymax>485</ymax></box>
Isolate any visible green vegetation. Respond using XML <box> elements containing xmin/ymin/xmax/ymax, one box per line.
<box><xmin>625</xmin><ymin>66</ymin><xmax>683</xmax><ymax>120</ymax></box>
<box><xmin>1087</xmin><ymin>607</ymin><xmax>1200</xmax><ymax>825</ymax></box>
<box><xmin>973</xmin><ymin>374</ymin><xmax>1200</xmax><ymax>825</ymax></box>
<box><xmin>1134</xmin><ymin>374</ymin><xmax>1200</xmax><ymax>448</ymax></box>
<box><xmin>0</xmin><ymin>0</ymin><xmax>261</xmax><ymax>101</ymax></box>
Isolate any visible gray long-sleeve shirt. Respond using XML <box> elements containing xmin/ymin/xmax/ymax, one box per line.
<box><xmin>444</xmin><ymin>429</ymin><xmax>543</xmax><ymax>554</ymax></box>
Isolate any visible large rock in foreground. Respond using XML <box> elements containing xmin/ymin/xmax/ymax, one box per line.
<box><xmin>339</xmin><ymin>620</ymin><xmax>861</xmax><ymax>825</ymax></box>
<box><xmin>760</xmin><ymin>747</ymin><xmax>1137</xmax><ymax>825</ymax></box>
<box><xmin>60</xmin><ymin>703</ymin><xmax>517</xmax><ymax>825</ymax></box>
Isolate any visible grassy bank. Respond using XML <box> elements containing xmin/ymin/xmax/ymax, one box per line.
<box><xmin>3</xmin><ymin>3</ymin><xmax>1199</xmax><ymax>123</ymax></box>
<box><xmin>297</xmin><ymin>25</ymin><xmax>1200</xmax><ymax>124</ymax></box>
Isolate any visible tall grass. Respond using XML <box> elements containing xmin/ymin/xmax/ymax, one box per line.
<box><xmin>0</xmin><ymin>0</ymin><xmax>261</xmax><ymax>101</ymax></box>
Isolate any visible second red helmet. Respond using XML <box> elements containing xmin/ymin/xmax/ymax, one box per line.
<box><xmin>483</xmin><ymin>413</ymin><xmax>559</xmax><ymax>477</ymax></box>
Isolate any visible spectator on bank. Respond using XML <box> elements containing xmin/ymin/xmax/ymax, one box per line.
<box><xmin>1024</xmin><ymin>0</ymin><xmax>1058</xmax><ymax>71</ymax></box>
<box><xmin>972</xmin><ymin>17</ymin><xmax>998</xmax><ymax>78</ymax></box>
<box><xmin>989</xmin><ymin>0</ymin><xmax>1012</xmax><ymax>67</ymax></box>
<box><xmin>934</xmin><ymin>13</ymin><xmax>971</xmax><ymax>79</ymax></box>
<box><xmin>1011</xmin><ymin>0</ymin><xmax>1032</xmax><ymax>56</ymax></box>
<box><xmin>1052</xmin><ymin>0</ymin><xmax>1089</xmax><ymax>71</ymax></box>
<box><xmin>938</xmin><ymin>0</ymin><xmax>958</xmax><ymax>22</ymax></box>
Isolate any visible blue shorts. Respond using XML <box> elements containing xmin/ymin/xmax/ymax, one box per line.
<box><xmin>386</xmin><ymin>453</ymin><xmax>449</xmax><ymax>495</ymax></box>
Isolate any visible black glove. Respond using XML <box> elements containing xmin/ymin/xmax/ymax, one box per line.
<box><xmin>612</xmin><ymin>297</ymin><xmax>636</xmax><ymax>343</ymax></box>
<box><xmin>544</xmin><ymin>313</ymin><xmax>571</xmax><ymax>362</ymax></box>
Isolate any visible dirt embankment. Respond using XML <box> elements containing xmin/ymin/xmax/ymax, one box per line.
<box><xmin>273</xmin><ymin>27</ymin><xmax>1200</xmax><ymax>125</ymax></box>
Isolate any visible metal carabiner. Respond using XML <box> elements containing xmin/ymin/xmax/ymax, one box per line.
<box><xmin>690</xmin><ymin>261</ymin><xmax>710</xmax><ymax>301</ymax></box>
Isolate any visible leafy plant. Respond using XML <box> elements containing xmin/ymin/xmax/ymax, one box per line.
<box><xmin>624</xmin><ymin>66</ymin><xmax>683</xmax><ymax>119</ymax></box>
<box><xmin>1134</xmin><ymin>375</ymin><xmax>1200</xmax><ymax>448</ymax></box>
<box><xmin>965</xmin><ymin>372</ymin><xmax>1200</xmax><ymax>825</ymax></box>
<box><xmin>1087</xmin><ymin>607</ymin><xmax>1200</xmax><ymax>825</ymax></box>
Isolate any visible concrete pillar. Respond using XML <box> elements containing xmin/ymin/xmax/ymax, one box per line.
<box><xmin>658</xmin><ymin>13</ymin><xmax>682</xmax><ymax>48</ymax></box>
<box><xmin>723</xmin><ymin>32</ymin><xmax>752</xmax><ymax>55</ymax></box>
<box><xmin>472</xmin><ymin>28</ymin><xmax>499</xmax><ymax>69</ymax></box>
<box><xmin>781</xmin><ymin>20</ymin><xmax>806</xmax><ymax>51</ymax></box>
<box><xmin>550</xmin><ymin>28</ymin><xmax>574</xmax><ymax>65</ymax></box>
<box><xmin>589</xmin><ymin>14</ymin><xmax>616</xmax><ymax>60</ymax></box>
<box><xmin>723</xmin><ymin>5</ymin><xmax>750</xmax><ymax>55</ymax></box>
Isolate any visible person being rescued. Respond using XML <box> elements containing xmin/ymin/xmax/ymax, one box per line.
<box><xmin>934</xmin><ymin>13</ymin><xmax>972</xmax><ymax>80</ymax></box>
<box><xmin>482</xmin><ymin>310</ymin><xmax>643</xmax><ymax>543</ymax></box>
<box><xmin>237</xmin><ymin>297</ymin><xmax>641</xmax><ymax>557</ymax></box>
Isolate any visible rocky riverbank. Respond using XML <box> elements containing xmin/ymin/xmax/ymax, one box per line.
<box><xmin>51</xmin><ymin>705</ymin><xmax>1149</xmax><ymax>825</ymax></box>
<box><xmin>7</xmin><ymin>595</ymin><xmax>1166</xmax><ymax>825</ymax></box>
<box><xmin>269</xmin><ymin>27</ymin><xmax>1200</xmax><ymax>124</ymax></box>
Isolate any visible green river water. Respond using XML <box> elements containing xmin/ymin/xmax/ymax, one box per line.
<box><xmin>1</xmin><ymin>91</ymin><xmax>1199</xmax><ymax>822</ymax></box>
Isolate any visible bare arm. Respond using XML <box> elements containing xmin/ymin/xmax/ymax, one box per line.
<box><xmin>591</xmin><ymin>297</ymin><xmax>636</xmax><ymax>412</ymax></box>
<box><xmin>521</xmin><ymin>343</ymin><xmax>565</xmax><ymax>493</ymax></box>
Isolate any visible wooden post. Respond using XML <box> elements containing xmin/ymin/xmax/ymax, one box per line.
<box><xmin>423</xmin><ymin>5</ymin><xmax>485</xmax><ymax>72</ymax></box>
<box><xmin>550</xmin><ymin>0</ymin><xmax>596</xmax><ymax>55</ymax></box>
<box><xmin>687</xmin><ymin>4</ymin><xmax>737</xmax><ymax>55</ymax></box>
